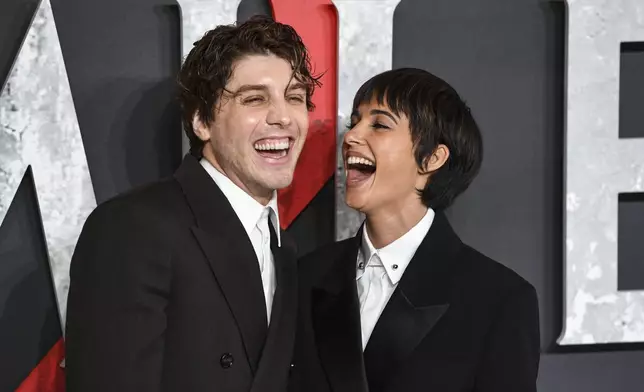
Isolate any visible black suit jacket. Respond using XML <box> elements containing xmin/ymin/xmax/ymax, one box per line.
<box><xmin>65</xmin><ymin>155</ymin><xmax>298</xmax><ymax>392</ymax></box>
<box><xmin>290</xmin><ymin>212</ymin><xmax>540</xmax><ymax>392</ymax></box>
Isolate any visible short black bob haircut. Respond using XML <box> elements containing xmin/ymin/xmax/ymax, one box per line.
<box><xmin>351</xmin><ymin>67</ymin><xmax>483</xmax><ymax>210</ymax></box>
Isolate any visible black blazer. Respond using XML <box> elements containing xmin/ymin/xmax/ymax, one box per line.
<box><xmin>290</xmin><ymin>212</ymin><xmax>540</xmax><ymax>392</ymax></box>
<box><xmin>65</xmin><ymin>155</ymin><xmax>298</xmax><ymax>392</ymax></box>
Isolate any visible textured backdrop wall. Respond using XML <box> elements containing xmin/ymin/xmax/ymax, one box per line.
<box><xmin>0</xmin><ymin>0</ymin><xmax>96</xmax><ymax>322</ymax></box>
<box><xmin>560</xmin><ymin>0</ymin><xmax>644</xmax><ymax>345</ymax></box>
<box><xmin>1</xmin><ymin>0</ymin><xmax>644</xmax><ymax>390</ymax></box>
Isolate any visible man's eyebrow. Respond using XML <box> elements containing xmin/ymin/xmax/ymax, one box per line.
<box><xmin>231</xmin><ymin>84</ymin><xmax>269</xmax><ymax>95</ymax></box>
<box><xmin>286</xmin><ymin>82</ymin><xmax>307</xmax><ymax>92</ymax></box>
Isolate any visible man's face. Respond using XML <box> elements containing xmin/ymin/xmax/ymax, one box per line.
<box><xmin>195</xmin><ymin>54</ymin><xmax>309</xmax><ymax>204</ymax></box>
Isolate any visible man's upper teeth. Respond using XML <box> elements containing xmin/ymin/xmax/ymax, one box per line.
<box><xmin>255</xmin><ymin>141</ymin><xmax>289</xmax><ymax>150</ymax></box>
<box><xmin>347</xmin><ymin>156</ymin><xmax>375</xmax><ymax>166</ymax></box>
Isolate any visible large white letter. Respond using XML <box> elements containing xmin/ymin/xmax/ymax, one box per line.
<box><xmin>0</xmin><ymin>0</ymin><xmax>96</xmax><ymax>322</ymax></box>
<box><xmin>560</xmin><ymin>0</ymin><xmax>644</xmax><ymax>345</ymax></box>
<box><xmin>176</xmin><ymin>0</ymin><xmax>242</xmax><ymax>154</ymax></box>
<box><xmin>332</xmin><ymin>0</ymin><xmax>400</xmax><ymax>241</ymax></box>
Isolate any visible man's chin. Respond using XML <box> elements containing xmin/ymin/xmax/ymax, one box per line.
<box><xmin>258</xmin><ymin>172</ymin><xmax>295</xmax><ymax>192</ymax></box>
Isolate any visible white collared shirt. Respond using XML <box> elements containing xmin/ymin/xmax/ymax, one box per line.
<box><xmin>356</xmin><ymin>208</ymin><xmax>435</xmax><ymax>348</ymax></box>
<box><xmin>200</xmin><ymin>158</ymin><xmax>281</xmax><ymax>324</ymax></box>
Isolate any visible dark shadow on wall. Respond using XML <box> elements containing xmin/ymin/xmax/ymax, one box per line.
<box><xmin>52</xmin><ymin>0</ymin><xmax>183</xmax><ymax>204</ymax></box>
<box><xmin>114</xmin><ymin>77</ymin><xmax>182</xmax><ymax>193</ymax></box>
<box><xmin>538</xmin><ymin>0</ymin><xmax>565</xmax><ymax>355</ymax></box>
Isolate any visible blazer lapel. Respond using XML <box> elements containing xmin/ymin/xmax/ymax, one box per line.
<box><xmin>311</xmin><ymin>236</ymin><xmax>369</xmax><ymax>392</ymax></box>
<box><xmin>175</xmin><ymin>155</ymin><xmax>268</xmax><ymax>373</ymax></box>
<box><xmin>363</xmin><ymin>292</ymin><xmax>448</xmax><ymax>390</ymax></box>
<box><xmin>250</xmin><ymin>228</ymin><xmax>299</xmax><ymax>392</ymax></box>
<box><xmin>363</xmin><ymin>212</ymin><xmax>462</xmax><ymax>391</ymax></box>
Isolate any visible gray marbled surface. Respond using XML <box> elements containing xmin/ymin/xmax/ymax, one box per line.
<box><xmin>559</xmin><ymin>0</ymin><xmax>644</xmax><ymax>344</ymax></box>
<box><xmin>0</xmin><ymin>0</ymin><xmax>96</xmax><ymax>324</ymax></box>
<box><xmin>333</xmin><ymin>0</ymin><xmax>400</xmax><ymax>241</ymax></box>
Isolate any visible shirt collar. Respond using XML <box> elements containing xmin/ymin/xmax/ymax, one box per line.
<box><xmin>358</xmin><ymin>208</ymin><xmax>435</xmax><ymax>285</ymax></box>
<box><xmin>200</xmin><ymin>158</ymin><xmax>281</xmax><ymax>247</ymax></box>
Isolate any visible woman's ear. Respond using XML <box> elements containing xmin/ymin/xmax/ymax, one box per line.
<box><xmin>420</xmin><ymin>144</ymin><xmax>450</xmax><ymax>174</ymax></box>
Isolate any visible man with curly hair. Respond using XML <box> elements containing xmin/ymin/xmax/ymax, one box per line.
<box><xmin>65</xmin><ymin>15</ymin><xmax>320</xmax><ymax>392</ymax></box>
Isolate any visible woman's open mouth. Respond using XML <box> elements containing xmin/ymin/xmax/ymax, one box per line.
<box><xmin>345</xmin><ymin>155</ymin><xmax>376</xmax><ymax>186</ymax></box>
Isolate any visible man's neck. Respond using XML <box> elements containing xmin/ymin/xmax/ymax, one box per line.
<box><xmin>202</xmin><ymin>152</ymin><xmax>272</xmax><ymax>206</ymax></box>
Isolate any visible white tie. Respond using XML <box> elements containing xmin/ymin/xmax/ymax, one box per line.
<box><xmin>254</xmin><ymin>208</ymin><xmax>276</xmax><ymax>324</ymax></box>
<box><xmin>357</xmin><ymin>253</ymin><xmax>387</xmax><ymax>348</ymax></box>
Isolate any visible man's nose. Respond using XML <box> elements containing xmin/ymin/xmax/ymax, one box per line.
<box><xmin>266</xmin><ymin>100</ymin><xmax>292</xmax><ymax>128</ymax></box>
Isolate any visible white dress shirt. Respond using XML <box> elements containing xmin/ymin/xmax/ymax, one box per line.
<box><xmin>356</xmin><ymin>208</ymin><xmax>435</xmax><ymax>349</ymax></box>
<box><xmin>200</xmin><ymin>158</ymin><xmax>280</xmax><ymax>324</ymax></box>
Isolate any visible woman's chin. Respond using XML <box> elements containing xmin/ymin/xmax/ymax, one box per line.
<box><xmin>345</xmin><ymin>192</ymin><xmax>370</xmax><ymax>214</ymax></box>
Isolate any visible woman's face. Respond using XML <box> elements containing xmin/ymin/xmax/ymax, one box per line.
<box><xmin>342</xmin><ymin>99</ymin><xmax>428</xmax><ymax>214</ymax></box>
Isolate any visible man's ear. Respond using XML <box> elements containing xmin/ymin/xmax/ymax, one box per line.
<box><xmin>420</xmin><ymin>144</ymin><xmax>450</xmax><ymax>174</ymax></box>
<box><xmin>192</xmin><ymin>112</ymin><xmax>211</xmax><ymax>142</ymax></box>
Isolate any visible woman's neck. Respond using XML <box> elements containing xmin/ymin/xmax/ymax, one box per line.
<box><xmin>365</xmin><ymin>199</ymin><xmax>428</xmax><ymax>249</ymax></box>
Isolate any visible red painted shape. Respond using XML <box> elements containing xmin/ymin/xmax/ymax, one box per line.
<box><xmin>271</xmin><ymin>0</ymin><xmax>338</xmax><ymax>229</ymax></box>
<box><xmin>16</xmin><ymin>337</ymin><xmax>65</xmax><ymax>392</ymax></box>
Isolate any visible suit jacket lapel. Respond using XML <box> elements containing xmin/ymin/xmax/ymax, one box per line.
<box><xmin>311</xmin><ymin>236</ymin><xmax>369</xmax><ymax>392</ymax></box>
<box><xmin>363</xmin><ymin>291</ymin><xmax>448</xmax><ymax>390</ymax></box>
<box><xmin>251</xmin><ymin>228</ymin><xmax>299</xmax><ymax>392</ymax></box>
<box><xmin>363</xmin><ymin>211</ymin><xmax>462</xmax><ymax>391</ymax></box>
<box><xmin>175</xmin><ymin>155</ymin><xmax>268</xmax><ymax>373</ymax></box>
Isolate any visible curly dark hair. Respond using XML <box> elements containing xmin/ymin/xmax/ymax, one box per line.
<box><xmin>177</xmin><ymin>15</ymin><xmax>321</xmax><ymax>157</ymax></box>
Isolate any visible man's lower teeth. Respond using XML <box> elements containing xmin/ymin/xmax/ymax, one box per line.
<box><xmin>257</xmin><ymin>149</ymin><xmax>287</xmax><ymax>156</ymax></box>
